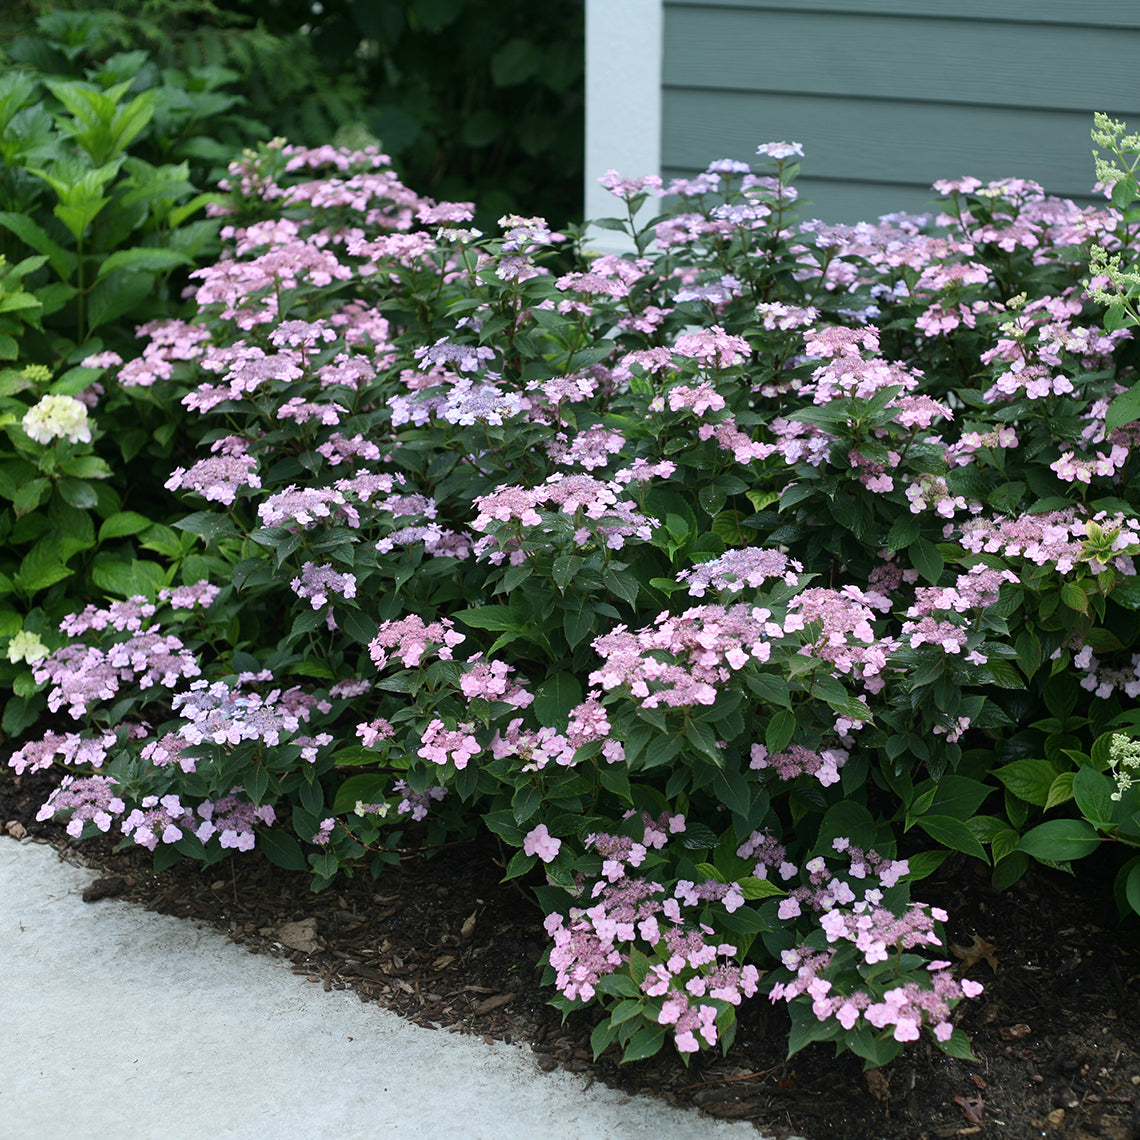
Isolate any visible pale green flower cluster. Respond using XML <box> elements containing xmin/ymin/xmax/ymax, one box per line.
<box><xmin>1085</xmin><ymin>245</ymin><xmax>1140</xmax><ymax>318</ymax></box>
<box><xmin>20</xmin><ymin>363</ymin><xmax>51</xmax><ymax>385</ymax></box>
<box><xmin>1086</xmin><ymin>114</ymin><xmax>1140</xmax><ymax>331</ymax></box>
<box><xmin>1107</xmin><ymin>733</ymin><xmax>1140</xmax><ymax>802</ymax></box>
<box><xmin>7</xmin><ymin>629</ymin><xmax>49</xmax><ymax>665</ymax></box>
<box><xmin>1091</xmin><ymin>112</ymin><xmax>1140</xmax><ymax>192</ymax></box>
<box><xmin>21</xmin><ymin>394</ymin><xmax>92</xmax><ymax>446</ymax></box>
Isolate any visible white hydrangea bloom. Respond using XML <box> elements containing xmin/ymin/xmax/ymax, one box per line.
<box><xmin>22</xmin><ymin>394</ymin><xmax>92</xmax><ymax>445</ymax></box>
<box><xmin>1109</xmin><ymin>733</ymin><xmax>1140</xmax><ymax>801</ymax></box>
<box><xmin>7</xmin><ymin>629</ymin><xmax>49</xmax><ymax>664</ymax></box>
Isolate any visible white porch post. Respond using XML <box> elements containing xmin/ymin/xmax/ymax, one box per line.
<box><xmin>584</xmin><ymin>0</ymin><xmax>663</xmax><ymax>249</ymax></box>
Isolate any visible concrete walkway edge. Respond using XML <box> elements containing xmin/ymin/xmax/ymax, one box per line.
<box><xmin>1</xmin><ymin>837</ymin><xmax>793</xmax><ymax>1140</ymax></box>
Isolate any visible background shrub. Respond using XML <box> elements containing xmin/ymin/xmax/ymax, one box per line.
<box><xmin>1</xmin><ymin>2</ymin><xmax>362</xmax><ymax>157</ymax></box>
<box><xmin>289</xmin><ymin>0</ymin><xmax>584</xmax><ymax>230</ymax></box>
<box><xmin>3</xmin><ymin>0</ymin><xmax>586</xmax><ymax>231</ymax></box>
<box><xmin>0</xmin><ymin>9</ymin><xmax>250</xmax><ymax>733</ymax></box>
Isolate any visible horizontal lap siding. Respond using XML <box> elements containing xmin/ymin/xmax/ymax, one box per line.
<box><xmin>666</xmin><ymin>10</ymin><xmax>1135</xmax><ymax>111</ymax></box>
<box><xmin>669</xmin><ymin>0</ymin><xmax>1140</xmax><ymax>28</ymax></box>
<box><xmin>662</xmin><ymin>1</ymin><xmax>1140</xmax><ymax>222</ymax></box>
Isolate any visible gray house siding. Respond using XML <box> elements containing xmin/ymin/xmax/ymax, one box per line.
<box><xmin>661</xmin><ymin>0</ymin><xmax>1140</xmax><ymax>223</ymax></box>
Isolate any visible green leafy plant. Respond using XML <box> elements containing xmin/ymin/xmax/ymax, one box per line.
<box><xmin>0</xmin><ymin>353</ymin><xmax>117</xmax><ymax>735</ymax></box>
<box><xmin>0</xmin><ymin>22</ymin><xmax>236</xmax><ymax>362</ymax></box>
<box><xmin>2</xmin><ymin>4</ymin><xmax>363</xmax><ymax>155</ymax></box>
<box><xmin>0</xmin><ymin>14</ymin><xmax>278</xmax><ymax>732</ymax></box>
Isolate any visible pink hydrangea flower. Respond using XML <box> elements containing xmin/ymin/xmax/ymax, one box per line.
<box><xmin>523</xmin><ymin>823</ymin><xmax>562</xmax><ymax>863</ymax></box>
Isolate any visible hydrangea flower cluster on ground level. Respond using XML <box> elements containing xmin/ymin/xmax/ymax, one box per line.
<box><xmin>14</xmin><ymin>130</ymin><xmax>1140</xmax><ymax>1066</ymax></box>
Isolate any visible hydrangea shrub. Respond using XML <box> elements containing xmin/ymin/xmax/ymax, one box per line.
<box><xmin>14</xmin><ymin>126</ymin><xmax>1140</xmax><ymax>1067</ymax></box>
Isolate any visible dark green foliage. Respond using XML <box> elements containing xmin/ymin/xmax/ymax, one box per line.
<box><xmin>297</xmin><ymin>0</ymin><xmax>585</xmax><ymax>229</ymax></box>
<box><xmin>3</xmin><ymin>1</ymin><xmax>586</xmax><ymax>230</ymax></box>
<box><xmin>0</xmin><ymin>14</ymin><xmax>235</xmax><ymax>361</ymax></box>
<box><xmin>1</xmin><ymin>2</ymin><xmax>364</xmax><ymax>158</ymax></box>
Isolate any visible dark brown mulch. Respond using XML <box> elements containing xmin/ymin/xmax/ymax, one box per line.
<box><xmin>4</xmin><ymin>763</ymin><xmax>1140</xmax><ymax>1140</ymax></box>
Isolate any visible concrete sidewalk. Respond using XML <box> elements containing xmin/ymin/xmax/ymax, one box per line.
<box><xmin>1</xmin><ymin>838</ymin><xmax>786</xmax><ymax>1140</ymax></box>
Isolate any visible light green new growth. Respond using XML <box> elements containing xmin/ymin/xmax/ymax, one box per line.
<box><xmin>1090</xmin><ymin>111</ymin><xmax>1140</xmax><ymax>190</ymax></box>
<box><xmin>20</xmin><ymin>364</ymin><xmax>51</xmax><ymax>386</ymax></box>
<box><xmin>1086</xmin><ymin>245</ymin><xmax>1140</xmax><ymax>324</ymax></box>
<box><xmin>1107</xmin><ymin>733</ymin><xmax>1140</xmax><ymax>801</ymax></box>
<box><xmin>1085</xmin><ymin>114</ymin><xmax>1140</xmax><ymax>324</ymax></box>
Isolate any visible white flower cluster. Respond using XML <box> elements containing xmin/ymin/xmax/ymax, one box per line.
<box><xmin>7</xmin><ymin>629</ymin><xmax>49</xmax><ymax>664</ymax></box>
<box><xmin>1108</xmin><ymin>733</ymin><xmax>1140</xmax><ymax>802</ymax></box>
<box><xmin>22</xmin><ymin>394</ymin><xmax>92</xmax><ymax>445</ymax></box>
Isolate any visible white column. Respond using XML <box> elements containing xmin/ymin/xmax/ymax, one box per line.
<box><xmin>584</xmin><ymin>0</ymin><xmax>663</xmax><ymax>249</ymax></box>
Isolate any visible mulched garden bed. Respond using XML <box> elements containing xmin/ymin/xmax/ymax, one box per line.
<box><xmin>4</xmin><ymin>763</ymin><xmax>1139</xmax><ymax>1140</ymax></box>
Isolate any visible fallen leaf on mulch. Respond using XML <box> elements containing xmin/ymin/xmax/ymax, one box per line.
<box><xmin>690</xmin><ymin>1089</ymin><xmax>763</xmax><ymax>1119</ymax></box>
<box><xmin>276</xmin><ymin>917</ymin><xmax>320</xmax><ymax>954</ymax></box>
<box><xmin>951</xmin><ymin>933</ymin><xmax>999</xmax><ymax>972</ymax></box>
<box><xmin>471</xmin><ymin>992</ymin><xmax>516</xmax><ymax>1015</ymax></box>
<box><xmin>865</xmin><ymin>1068</ymin><xmax>890</xmax><ymax>1101</ymax></box>
<box><xmin>998</xmin><ymin>1023</ymin><xmax>1032</xmax><ymax>1040</ymax></box>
